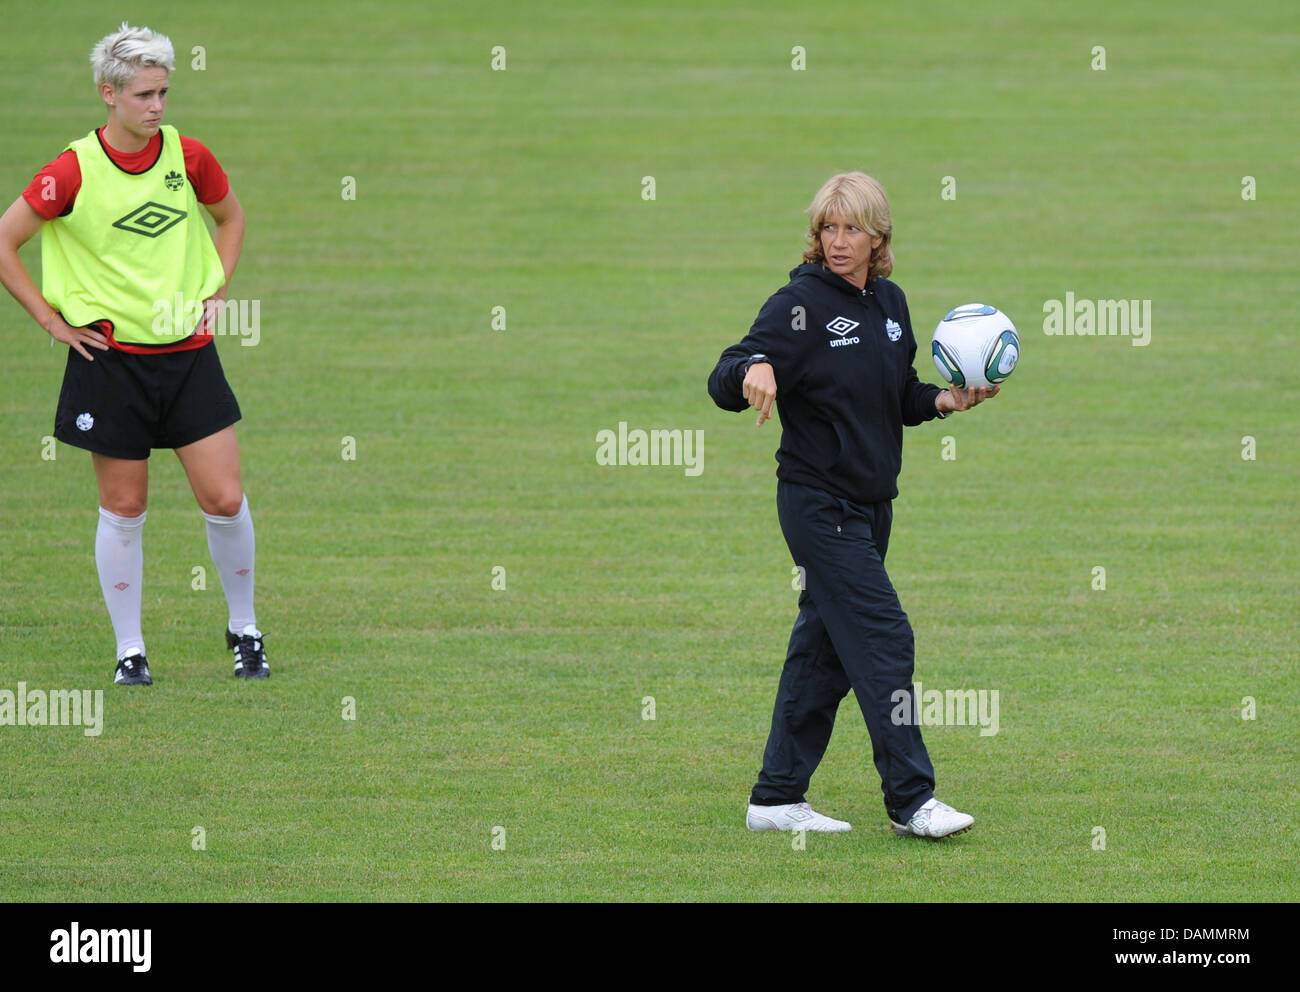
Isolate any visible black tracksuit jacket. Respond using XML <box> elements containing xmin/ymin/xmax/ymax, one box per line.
<box><xmin>708</xmin><ymin>262</ymin><xmax>944</xmax><ymax>504</ymax></box>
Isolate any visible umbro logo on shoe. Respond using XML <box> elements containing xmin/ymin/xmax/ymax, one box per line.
<box><xmin>745</xmin><ymin>802</ymin><xmax>852</xmax><ymax>832</ymax></box>
<box><xmin>891</xmin><ymin>798</ymin><xmax>973</xmax><ymax>839</ymax></box>
<box><xmin>827</xmin><ymin>316</ymin><xmax>861</xmax><ymax>348</ymax></box>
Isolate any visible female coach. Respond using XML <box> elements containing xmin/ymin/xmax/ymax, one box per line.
<box><xmin>707</xmin><ymin>172</ymin><xmax>996</xmax><ymax>839</ymax></box>
<box><xmin>0</xmin><ymin>23</ymin><xmax>268</xmax><ymax>685</ymax></box>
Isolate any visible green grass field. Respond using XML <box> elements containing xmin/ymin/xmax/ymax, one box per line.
<box><xmin>1</xmin><ymin>0</ymin><xmax>1296</xmax><ymax>901</ymax></box>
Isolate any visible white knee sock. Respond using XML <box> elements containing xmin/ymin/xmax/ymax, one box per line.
<box><xmin>96</xmin><ymin>507</ymin><xmax>146</xmax><ymax>660</ymax></box>
<box><xmin>204</xmin><ymin>494</ymin><xmax>257</xmax><ymax>634</ymax></box>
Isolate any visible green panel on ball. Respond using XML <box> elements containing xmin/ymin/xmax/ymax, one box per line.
<box><xmin>932</xmin><ymin>340</ymin><xmax>965</xmax><ymax>387</ymax></box>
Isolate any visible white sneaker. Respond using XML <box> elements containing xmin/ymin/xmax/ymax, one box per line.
<box><xmin>746</xmin><ymin>802</ymin><xmax>852</xmax><ymax>833</ymax></box>
<box><xmin>891</xmin><ymin>798</ymin><xmax>973</xmax><ymax>839</ymax></box>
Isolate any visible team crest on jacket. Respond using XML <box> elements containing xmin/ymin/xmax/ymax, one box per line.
<box><xmin>885</xmin><ymin>318</ymin><xmax>902</xmax><ymax>342</ymax></box>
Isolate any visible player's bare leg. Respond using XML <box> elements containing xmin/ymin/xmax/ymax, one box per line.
<box><xmin>176</xmin><ymin>426</ymin><xmax>268</xmax><ymax>678</ymax></box>
<box><xmin>92</xmin><ymin>453</ymin><xmax>151</xmax><ymax>684</ymax></box>
<box><xmin>175</xmin><ymin>424</ymin><xmax>242</xmax><ymax>516</ymax></box>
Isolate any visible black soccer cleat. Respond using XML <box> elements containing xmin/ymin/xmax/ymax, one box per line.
<box><xmin>227</xmin><ymin>625</ymin><xmax>270</xmax><ymax>679</ymax></box>
<box><xmin>114</xmin><ymin>653</ymin><xmax>152</xmax><ymax>686</ymax></box>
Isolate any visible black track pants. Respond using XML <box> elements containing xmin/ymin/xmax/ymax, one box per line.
<box><xmin>750</xmin><ymin>481</ymin><xmax>935</xmax><ymax>825</ymax></box>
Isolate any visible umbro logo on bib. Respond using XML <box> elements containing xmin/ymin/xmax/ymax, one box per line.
<box><xmin>112</xmin><ymin>202</ymin><xmax>186</xmax><ymax>238</ymax></box>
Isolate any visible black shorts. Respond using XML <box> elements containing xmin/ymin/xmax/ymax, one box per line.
<box><xmin>54</xmin><ymin>341</ymin><xmax>242</xmax><ymax>460</ymax></box>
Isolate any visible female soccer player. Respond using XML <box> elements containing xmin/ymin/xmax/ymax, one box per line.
<box><xmin>0</xmin><ymin>23</ymin><xmax>268</xmax><ymax>685</ymax></box>
<box><xmin>708</xmin><ymin>172</ymin><xmax>996</xmax><ymax>838</ymax></box>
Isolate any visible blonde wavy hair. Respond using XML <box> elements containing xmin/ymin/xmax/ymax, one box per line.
<box><xmin>802</xmin><ymin>172</ymin><xmax>894</xmax><ymax>279</ymax></box>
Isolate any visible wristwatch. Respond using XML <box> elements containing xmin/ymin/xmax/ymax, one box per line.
<box><xmin>742</xmin><ymin>353</ymin><xmax>770</xmax><ymax>374</ymax></box>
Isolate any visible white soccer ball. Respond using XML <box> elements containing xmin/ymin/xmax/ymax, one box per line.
<box><xmin>931</xmin><ymin>304</ymin><xmax>1019</xmax><ymax>390</ymax></box>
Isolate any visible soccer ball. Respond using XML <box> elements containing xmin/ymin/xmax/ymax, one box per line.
<box><xmin>931</xmin><ymin>304</ymin><xmax>1019</xmax><ymax>390</ymax></box>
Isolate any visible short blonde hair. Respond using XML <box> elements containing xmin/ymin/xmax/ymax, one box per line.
<box><xmin>90</xmin><ymin>22</ymin><xmax>175</xmax><ymax>91</ymax></box>
<box><xmin>802</xmin><ymin>172</ymin><xmax>894</xmax><ymax>279</ymax></box>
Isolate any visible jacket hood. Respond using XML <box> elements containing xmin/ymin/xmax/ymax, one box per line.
<box><xmin>788</xmin><ymin>261</ymin><xmax>882</xmax><ymax>297</ymax></box>
<box><xmin>788</xmin><ymin>262</ymin><xmax>901</xmax><ymax>320</ymax></box>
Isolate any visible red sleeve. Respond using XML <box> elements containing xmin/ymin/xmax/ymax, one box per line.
<box><xmin>181</xmin><ymin>136</ymin><xmax>230</xmax><ymax>204</ymax></box>
<box><xmin>21</xmin><ymin>150</ymin><xmax>81</xmax><ymax>220</ymax></box>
